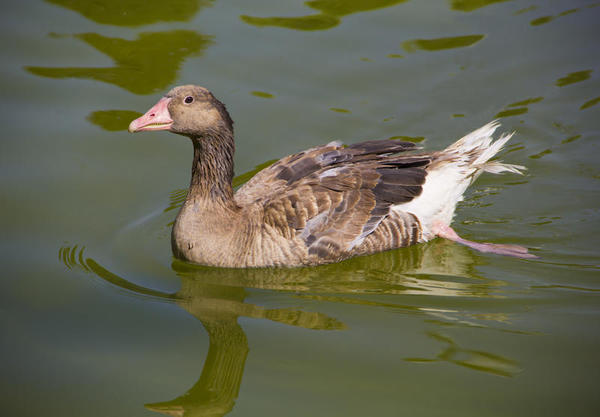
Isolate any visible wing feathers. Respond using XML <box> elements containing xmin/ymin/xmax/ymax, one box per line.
<box><xmin>348</xmin><ymin>139</ymin><xmax>417</xmax><ymax>154</ymax></box>
<box><xmin>238</xmin><ymin>139</ymin><xmax>431</xmax><ymax>261</ymax></box>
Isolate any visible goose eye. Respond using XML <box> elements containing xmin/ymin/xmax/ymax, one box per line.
<box><xmin>184</xmin><ymin>96</ymin><xmax>194</xmax><ymax>104</ymax></box>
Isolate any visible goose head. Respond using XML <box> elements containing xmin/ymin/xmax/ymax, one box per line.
<box><xmin>128</xmin><ymin>85</ymin><xmax>233</xmax><ymax>138</ymax></box>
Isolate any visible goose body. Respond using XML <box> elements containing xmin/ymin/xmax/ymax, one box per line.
<box><xmin>129</xmin><ymin>85</ymin><xmax>535</xmax><ymax>267</ymax></box>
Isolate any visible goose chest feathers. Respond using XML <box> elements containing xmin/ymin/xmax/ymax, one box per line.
<box><xmin>129</xmin><ymin>85</ymin><xmax>536</xmax><ymax>267</ymax></box>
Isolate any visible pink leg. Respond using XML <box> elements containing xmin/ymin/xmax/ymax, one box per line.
<box><xmin>432</xmin><ymin>221</ymin><xmax>538</xmax><ymax>259</ymax></box>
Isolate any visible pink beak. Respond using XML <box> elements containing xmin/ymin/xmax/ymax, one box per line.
<box><xmin>128</xmin><ymin>97</ymin><xmax>173</xmax><ymax>133</ymax></box>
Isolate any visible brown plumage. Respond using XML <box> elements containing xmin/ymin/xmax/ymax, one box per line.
<box><xmin>128</xmin><ymin>85</ymin><xmax>536</xmax><ymax>267</ymax></box>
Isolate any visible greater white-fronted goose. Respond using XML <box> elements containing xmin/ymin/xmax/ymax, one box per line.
<box><xmin>128</xmin><ymin>85</ymin><xmax>536</xmax><ymax>267</ymax></box>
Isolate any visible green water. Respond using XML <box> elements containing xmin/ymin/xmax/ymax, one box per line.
<box><xmin>2</xmin><ymin>0</ymin><xmax>599</xmax><ymax>415</ymax></box>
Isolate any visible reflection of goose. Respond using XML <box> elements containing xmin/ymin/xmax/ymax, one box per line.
<box><xmin>129</xmin><ymin>85</ymin><xmax>535</xmax><ymax>267</ymax></box>
<box><xmin>146</xmin><ymin>317</ymin><xmax>247</xmax><ymax>417</ymax></box>
<box><xmin>169</xmin><ymin>239</ymin><xmax>495</xmax><ymax>299</ymax></box>
<box><xmin>60</xmin><ymin>235</ymin><xmax>499</xmax><ymax>306</ymax></box>
<box><xmin>59</xmin><ymin>241</ymin><xmax>520</xmax><ymax>417</ymax></box>
<box><xmin>59</xmin><ymin>246</ymin><xmax>346</xmax><ymax>417</ymax></box>
<box><xmin>144</xmin><ymin>281</ymin><xmax>341</xmax><ymax>417</ymax></box>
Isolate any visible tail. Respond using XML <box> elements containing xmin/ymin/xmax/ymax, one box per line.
<box><xmin>396</xmin><ymin>121</ymin><xmax>524</xmax><ymax>240</ymax></box>
<box><xmin>442</xmin><ymin>120</ymin><xmax>525</xmax><ymax>176</ymax></box>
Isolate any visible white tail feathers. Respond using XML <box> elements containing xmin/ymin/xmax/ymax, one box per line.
<box><xmin>482</xmin><ymin>161</ymin><xmax>525</xmax><ymax>175</ymax></box>
<box><xmin>445</xmin><ymin>120</ymin><xmax>525</xmax><ymax>176</ymax></box>
<box><xmin>396</xmin><ymin>121</ymin><xmax>526</xmax><ymax>240</ymax></box>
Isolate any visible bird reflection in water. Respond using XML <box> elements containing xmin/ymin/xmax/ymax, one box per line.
<box><xmin>59</xmin><ymin>238</ymin><xmax>521</xmax><ymax>417</ymax></box>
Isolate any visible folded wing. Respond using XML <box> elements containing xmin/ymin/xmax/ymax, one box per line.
<box><xmin>236</xmin><ymin>140</ymin><xmax>432</xmax><ymax>261</ymax></box>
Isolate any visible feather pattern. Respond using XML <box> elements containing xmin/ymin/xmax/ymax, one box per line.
<box><xmin>240</xmin><ymin>140</ymin><xmax>431</xmax><ymax>264</ymax></box>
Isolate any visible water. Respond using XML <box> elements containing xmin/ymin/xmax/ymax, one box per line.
<box><xmin>1</xmin><ymin>0</ymin><xmax>599</xmax><ymax>415</ymax></box>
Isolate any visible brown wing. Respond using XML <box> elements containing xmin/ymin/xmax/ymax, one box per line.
<box><xmin>238</xmin><ymin>139</ymin><xmax>431</xmax><ymax>261</ymax></box>
<box><xmin>235</xmin><ymin>141</ymin><xmax>343</xmax><ymax>206</ymax></box>
<box><xmin>235</xmin><ymin>139</ymin><xmax>420</xmax><ymax>206</ymax></box>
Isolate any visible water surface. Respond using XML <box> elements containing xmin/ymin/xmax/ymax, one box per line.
<box><xmin>1</xmin><ymin>0</ymin><xmax>599</xmax><ymax>416</ymax></box>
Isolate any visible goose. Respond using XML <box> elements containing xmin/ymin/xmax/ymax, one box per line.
<box><xmin>128</xmin><ymin>85</ymin><xmax>536</xmax><ymax>267</ymax></box>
